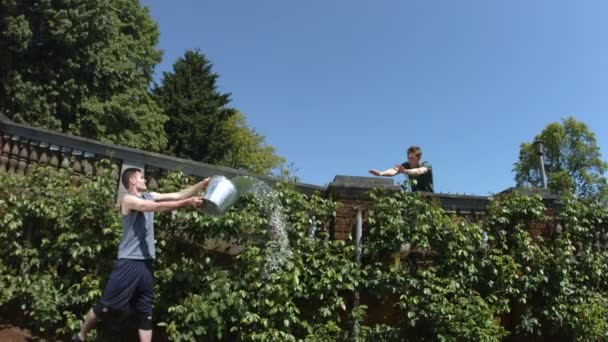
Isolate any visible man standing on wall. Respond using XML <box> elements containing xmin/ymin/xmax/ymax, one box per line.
<box><xmin>72</xmin><ymin>168</ymin><xmax>210</xmax><ymax>342</ymax></box>
<box><xmin>369</xmin><ymin>145</ymin><xmax>434</xmax><ymax>193</ymax></box>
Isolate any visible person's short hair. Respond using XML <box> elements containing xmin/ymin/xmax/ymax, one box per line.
<box><xmin>121</xmin><ymin>168</ymin><xmax>142</xmax><ymax>189</ymax></box>
<box><xmin>407</xmin><ymin>146</ymin><xmax>422</xmax><ymax>157</ymax></box>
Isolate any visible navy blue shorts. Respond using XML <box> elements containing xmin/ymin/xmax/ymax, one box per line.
<box><xmin>98</xmin><ymin>259</ymin><xmax>154</xmax><ymax>315</ymax></box>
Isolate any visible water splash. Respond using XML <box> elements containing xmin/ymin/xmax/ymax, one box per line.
<box><xmin>231</xmin><ymin>176</ymin><xmax>292</xmax><ymax>279</ymax></box>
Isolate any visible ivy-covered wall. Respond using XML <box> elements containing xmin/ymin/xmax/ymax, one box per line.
<box><xmin>1</xmin><ymin>166</ymin><xmax>607</xmax><ymax>341</ymax></box>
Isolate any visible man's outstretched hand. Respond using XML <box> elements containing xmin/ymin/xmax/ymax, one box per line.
<box><xmin>200</xmin><ymin>177</ymin><xmax>211</xmax><ymax>189</ymax></box>
<box><xmin>186</xmin><ymin>196</ymin><xmax>204</xmax><ymax>208</ymax></box>
<box><xmin>369</xmin><ymin>169</ymin><xmax>381</xmax><ymax>176</ymax></box>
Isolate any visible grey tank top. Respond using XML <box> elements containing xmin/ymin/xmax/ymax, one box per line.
<box><xmin>118</xmin><ymin>193</ymin><xmax>155</xmax><ymax>259</ymax></box>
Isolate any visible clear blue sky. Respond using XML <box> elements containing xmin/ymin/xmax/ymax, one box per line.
<box><xmin>141</xmin><ymin>0</ymin><xmax>607</xmax><ymax>195</ymax></box>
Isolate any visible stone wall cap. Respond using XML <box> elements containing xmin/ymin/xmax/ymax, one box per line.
<box><xmin>330</xmin><ymin>175</ymin><xmax>395</xmax><ymax>188</ymax></box>
<box><xmin>498</xmin><ymin>186</ymin><xmax>559</xmax><ymax>199</ymax></box>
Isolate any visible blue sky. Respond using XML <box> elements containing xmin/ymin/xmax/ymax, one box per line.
<box><xmin>141</xmin><ymin>0</ymin><xmax>607</xmax><ymax>195</ymax></box>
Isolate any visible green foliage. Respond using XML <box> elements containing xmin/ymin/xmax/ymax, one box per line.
<box><xmin>362</xmin><ymin>189</ymin><xmax>608</xmax><ymax>341</ymax></box>
<box><xmin>156</xmin><ymin>179</ymin><xmax>356</xmax><ymax>341</ymax></box>
<box><xmin>0</xmin><ymin>167</ymin><xmax>356</xmax><ymax>340</ymax></box>
<box><xmin>0</xmin><ymin>162</ymin><xmax>120</xmax><ymax>336</ymax></box>
<box><xmin>363</xmin><ymin>191</ymin><xmax>507</xmax><ymax>341</ymax></box>
<box><xmin>1</xmin><ymin>169</ymin><xmax>608</xmax><ymax>341</ymax></box>
<box><xmin>567</xmin><ymin>293</ymin><xmax>608</xmax><ymax>341</ymax></box>
<box><xmin>219</xmin><ymin>112</ymin><xmax>286</xmax><ymax>175</ymax></box>
<box><xmin>514</xmin><ymin>117</ymin><xmax>608</xmax><ymax>201</ymax></box>
<box><xmin>0</xmin><ymin>0</ymin><xmax>168</xmax><ymax>151</ymax></box>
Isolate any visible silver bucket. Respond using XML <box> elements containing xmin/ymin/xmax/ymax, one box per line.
<box><xmin>201</xmin><ymin>176</ymin><xmax>239</xmax><ymax>217</ymax></box>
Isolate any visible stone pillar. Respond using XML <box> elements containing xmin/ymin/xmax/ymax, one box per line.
<box><xmin>0</xmin><ymin>134</ymin><xmax>10</xmax><ymax>173</ymax></box>
<box><xmin>16</xmin><ymin>137</ymin><xmax>29</xmax><ymax>176</ymax></box>
<box><xmin>26</xmin><ymin>140</ymin><xmax>40</xmax><ymax>175</ymax></box>
<box><xmin>60</xmin><ymin>146</ymin><xmax>72</xmax><ymax>172</ymax></box>
<box><xmin>82</xmin><ymin>152</ymin><xmax>95</xmax><ymax>177</ymax></box>
<box><xmin>49</xmin><ymin>144</ymin><xmax>60</xmax><ymax>170</ymax></box>
<box><xmin>71</xmin><ymin>149</ymin><xmax>83</xmax><ymax>186</ymax></box>
<box><xmin>8</xmin><ymin>135</ymin><xmax>20</xmax><ymax>173</ymax></box>
<box><xmin>145</xmin><ymin>166</ymin><xmax>162</xmax><ymax>192</ymax></box>
<box><xmin>38</xmin><ymin>142</ymin><xmax>50</xmax><ymax>167</ymax></box>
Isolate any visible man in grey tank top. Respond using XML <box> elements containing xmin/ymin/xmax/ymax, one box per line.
<box><xmin>73</xmin><ymin>168</ymin><xmax>209</xmax><ymax>342</ymax></box>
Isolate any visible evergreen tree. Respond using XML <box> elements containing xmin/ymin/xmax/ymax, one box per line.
<box><xmin>154</xmin><ymin>49</ymin><xmax>237</xmax><ymax>163</ymax></box>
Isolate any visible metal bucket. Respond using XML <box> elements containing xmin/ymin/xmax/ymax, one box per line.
<box><xmin>201</xmin><ymin>175</ymin><xmax>239</xmax><ymax>217</ymax></box>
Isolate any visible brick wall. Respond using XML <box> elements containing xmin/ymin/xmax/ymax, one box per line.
<box><xmin>327</xmin><ymin>175</ymin><xmax>561</xmax><ymax>242</ymax></box>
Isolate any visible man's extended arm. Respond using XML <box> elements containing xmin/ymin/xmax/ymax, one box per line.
<box><xmin>396</xmin><ymin>164</ymin><xmax>429</xmax><ymax>176</ymax></box>
<box><xmin>151</xmin><ymin>178</ymin><xmax>210</xmax><ymax>202</ymax></box>
<box><xmin>369</xmin><ymin>167</ymin><xmax>400</xmax><ymax>177</ymax></box>
<box><xmin>121</xmin><ymin>194</ymin><xmax>203</xmax><ymax>214</ymax></box>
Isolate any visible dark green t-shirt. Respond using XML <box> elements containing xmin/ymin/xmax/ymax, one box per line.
<box><xmin>400</xmin><ymin>161</ymin><xmax>434</xmax><ymax>193</ymax></box>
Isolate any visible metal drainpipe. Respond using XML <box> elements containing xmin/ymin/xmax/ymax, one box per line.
<box><xmin>355</xmin><ymin>210</ymin><xmax>363</xmax><ymax>264</ymax></box>
<box><xmin>352</xmin><ymin>209</ymin><xmax>363</xmax><ymax>339</ymax></box>
<box><xmin>535</xmin><ymin>140</ymin><xmax>548</xmax><ymax>189</ymax></box>
<box><xmin>539</xmin><ymin>153</ymin><xmax>548</xmax><ymax>189</ymax></box>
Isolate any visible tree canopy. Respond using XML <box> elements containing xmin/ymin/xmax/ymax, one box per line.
<box><xmin>1</xmin><ymin>0</ymin><xmax>168</xmax><ymax>151</ymax></box>
<box><xmin>514</xmin><ymin>117</ymin><xmax>607</xmax><ymax>200</ymax></box>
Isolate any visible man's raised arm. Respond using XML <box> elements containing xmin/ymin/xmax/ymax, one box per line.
<box><xmin>395</xmin><ymin>164</ymin><xmax>429</xmax><ymax>176</ymax></box>
<box><xmin>151</xmin><ymin>178</ymin><xmax>210</xmax><ymax>202</ymax></box>
<box><xmin>369</xmin><ymin>167</ymin><xmax>400</xmax><ymax>177</ymax></box>
<box><xmin>121</xmin><ymin>194</ymin><xmax>202</xmax><ymax>214</ymax></box>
